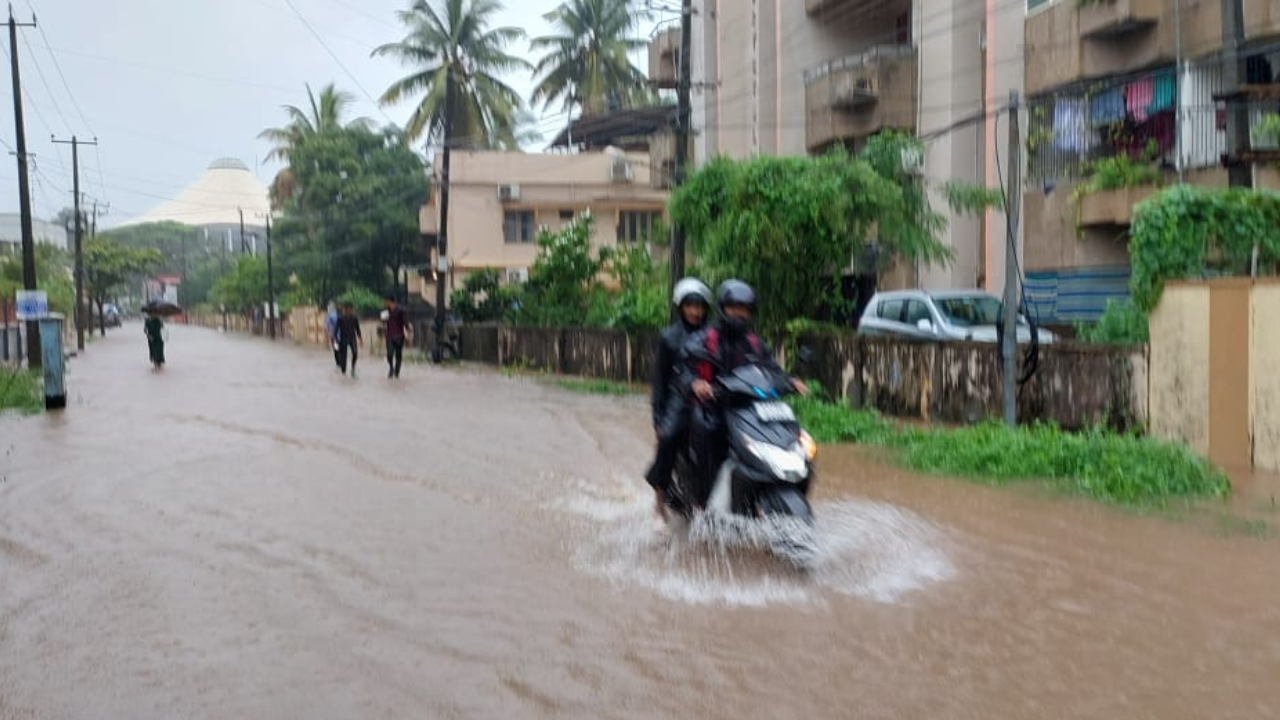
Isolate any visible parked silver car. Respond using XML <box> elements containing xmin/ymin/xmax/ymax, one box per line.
<box><xmin>857</xmin><ymin>289</ymin><xmax>1056</xmax><ymax>344</ymax></box>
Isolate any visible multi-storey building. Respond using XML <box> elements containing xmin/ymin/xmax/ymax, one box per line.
<box><xmin>651</xmin><ymin>0</ymin><xmax>1027</xmax><ymax>298</ymax></box>
<box><xmin>1023</xmin><ymin>0</ymin><xmax>1280</xmax><ymax>323</ymax></box>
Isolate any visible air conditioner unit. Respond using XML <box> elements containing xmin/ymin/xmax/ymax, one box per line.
<box><xmin>609</xmin><ymin>157</ymin><xmax>634</xmax><ymax>183</ymax></box>
<box><xmin>498</xmin><ymin>184</ymin><xmax>521</xmax><ymax>201</ymax></box>
<box><xmin>505</xmin><ymin>268</ymin><xmax>529</xmax><ymax>284</ymax></box>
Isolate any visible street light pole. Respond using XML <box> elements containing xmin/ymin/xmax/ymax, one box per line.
<box><xmin>53</xmin><ymin>135</ymin><xmax>98</xmax><ymax>352</ymax></box>
<box><xmin>265</xmin><ymin>214</ymin><xmax>275</xmax><ymax>340</ymax></box>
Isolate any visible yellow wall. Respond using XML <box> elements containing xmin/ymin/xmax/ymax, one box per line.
<box><xmin>1252</xmin><ymin>283</ymin><xmax>1280</xmax><ymax>470</ymax></box>
<box><xmin>1148</xmin><ymin>282</ymin><xmax>1211</xmax><ymax>456</ymax></box>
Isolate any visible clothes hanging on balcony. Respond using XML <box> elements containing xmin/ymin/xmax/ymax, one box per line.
<box><xmin>1148</xmin><ymin>70</ymin><xmax>1176</xmax><ymax>115</ymax></box>
<box><xmin>1126</xmin><ymin>77</ymin><xmax>1155</xmax><ymax>122</ymax></box>
<box><xmin>1112</xmin><ymin>109</ymin><xmax>1176</xmax><ymax>159</ymax></box>
<box><xmin>1053</xmin><ymin>97</ymin><xmax>1088</xmax><ymax>152</ymax></box>
<box><xmin>1089</xmin><ymin>87</ymin><xmax>1126</xmax><ymax>127</ymax></box>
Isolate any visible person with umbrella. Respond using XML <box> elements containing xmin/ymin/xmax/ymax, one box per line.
<box><xmin>141</xmin><ymin>299</ymin><xmax>181</xmax><ymax>369</ymax></box>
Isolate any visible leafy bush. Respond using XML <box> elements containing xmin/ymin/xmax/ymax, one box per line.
<box><xmin>336</xmin><ymin>286</ymin><xmax>384</xmax><ymax>316</ymax></box>
<box><xmin>0</xmin><ymin>369</ymin><xmax>42</xmax><ymax>415</ymax></box>
<box><xmin>789</xmin><ymin>396</ymin><xmax>1230</xmax><ymax>507</ymax></box>
<box><xmin>1076</xmin><ymin>298</ymin><xmax>1149</xmax><ymax>344</ymax></box>
<box><xmin>451</xmin><ymin>268</ymin><xmax>519</xmax><ymax>323</ymax></box>
<box><xmin>1129</xmin><ymin>185</ymin><xmax>1280</xmax><ymax>310</ymax></box>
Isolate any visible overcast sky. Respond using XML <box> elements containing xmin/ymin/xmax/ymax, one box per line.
<box><xmin>0</xmin><ymin>0</ymin><xmax>666</xmax><ymax>228</ymax></box>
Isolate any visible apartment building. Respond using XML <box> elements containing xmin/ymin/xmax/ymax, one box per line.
<box><xmin>651</xmin><ymin>0</ymin><xmax>1026</xmax><ymax>297</ymax></box>
<box><xmin>416</xmin><ymin>150</ymin><xmax>668</xmax><ymax>297</ymax></box>
<box><xmin>1022</xmin><ymin>0</ymin><xmax>1280</xmax><ymax>323</ymax></box>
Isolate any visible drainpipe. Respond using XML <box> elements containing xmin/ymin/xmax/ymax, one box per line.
<box><xmin>1175</xmin><ymin>0</ymin><xmax>1185</xmax><ymax>183</ymax></box>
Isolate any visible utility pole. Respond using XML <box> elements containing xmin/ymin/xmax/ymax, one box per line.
<box><xmin>433</xmin><ymin>70</ymin><xmax>455</xmax><ymax>356</ymax></box>
<box><xmin>8</xmin><ymin>8</ymin><xmax>39</xmax><ymax>368</ymax></box>
<box><xmin>668</xmin><ymin>0</ymin><xmax>693</xmax><ymax>320</ymax></box>
<box><xmin>238</xmin><ymin>207</ymin><xmax>248</xmax><ymax>254</ymax></box>
<box><xmin>1223</xmin><ymin>0</ymin><xmax>1252</xmax><ymax>188</ymax></box>
<box><xmin>52</xmin><ymin>135</ymin><xmax>98</xmax><ymax>352</ymax></box>
<box><xmin>1001</xmin><ymin>92</ymin><xmax>1022</xmax><ymax>427</ymax></box>
<box><xmin>265</xmin><ymin>214</ymin><xmax>275</xmax><ymax>340</ymax></box>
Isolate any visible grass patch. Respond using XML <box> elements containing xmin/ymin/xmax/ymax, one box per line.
<box><xmin>0</xmin><ymin>369</ymin><xmax>42</xmax><ymax>415</ymax></box>
<box><xmin>789</xmin><ymin>394</ymin><xmax>1231</xmax><ymax>508</ymax></box>
<box><xmin>553</xmin><ymin>377</ymin><xmax>642</xmax><ymax>396</ymax></box>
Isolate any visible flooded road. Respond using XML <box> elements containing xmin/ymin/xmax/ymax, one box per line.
<box><xmin>3</xmin><ymin>325</ymin><xmax>1280</xmax><ymax>719</ymax></box>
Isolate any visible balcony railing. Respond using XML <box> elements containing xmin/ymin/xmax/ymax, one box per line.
<box><xmin>1078</xmin><ymin>0</ymin><xmax>1161</xmax><ymax>40</ymax></box>
<box><xmin>1027</xmin><ymin>58</ymin><xmax>1228</xmax><ymax>184</ymax></box>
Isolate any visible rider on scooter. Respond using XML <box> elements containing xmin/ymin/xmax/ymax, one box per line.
<box><xmin>687</xmin><ymin>280</ymin><xmax>808</xmax><ymax>507</ymax></box>
<box><xmin>646</xmin><ymin>277</ymin><xmax>712</xmax><ymax>517</ymax></box>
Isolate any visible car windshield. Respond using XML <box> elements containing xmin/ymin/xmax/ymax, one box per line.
<box><xmin>935</xmin><ymin>295</ymin><xmax>1024</xmax><ymax>327</ymax></box>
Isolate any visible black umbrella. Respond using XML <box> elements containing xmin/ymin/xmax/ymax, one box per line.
<box><xmin>142</xmin><ymin>299</ymin><xmax>183</xmax><ymax>317</ymax></box>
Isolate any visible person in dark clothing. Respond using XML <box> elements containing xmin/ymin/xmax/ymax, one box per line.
<box><xmin>686</xmin><ymin>280</ymin><xmax>808</xmax><ymax>506</ymax></box>
<box><xmin>382</xmin><ymin>294</ymin><xmax>412</xmax><ymax>378</ymax></box>
<box><xmin>144</xmin><ymin>312</ymin><xmax>165</xmax><ymax>368</ymax></box>
<box><xmin>336</xmin><ymin>303</ymin><xmax>362</xmax><ymax>378</ymax></box>
<box><xmin>644</xmin><ymin>277</ymin><xmax>712</xmax><ymax>518</ymax></box>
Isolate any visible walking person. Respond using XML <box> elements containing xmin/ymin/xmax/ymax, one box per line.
<box><xmin>143</xmin><ymin>311</ymin><xmax>166</xmax><ymax>369</ymax></box>
<box><xmin>324</xmin><ymin>302</ymin><xmax>342</xmax><ymax>372</ymax></box>
<box><xmin>382</xmin><ymin>294</ymin><xmax>412</xmax><ymax>378</ymax></box>
<box><xmin>336</xmin><ymin>303</ymin><xmax>362</xmax><ymax>378</ymax></box>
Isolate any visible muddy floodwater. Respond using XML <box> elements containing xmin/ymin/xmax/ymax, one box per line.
<box><xmin>3</xmin><ymin>325</ymin><xmax>1280</xmax><ymax>719</ymax></box>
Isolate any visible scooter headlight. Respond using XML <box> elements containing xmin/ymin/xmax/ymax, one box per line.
<box><xmin>798</xmin><ymin>430</ymin><xmax>818</xmax><ymax>461</ymax></box>
<box><xmin>743</xmin><ymin>437</ymin><xmax>808</xmax><ymax>482</ymax></box>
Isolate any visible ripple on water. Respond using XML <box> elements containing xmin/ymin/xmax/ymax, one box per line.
<box><xmin>550</xmin><ymin>475</ymin><xmax>957</xmax><ymax>608</ymax></box>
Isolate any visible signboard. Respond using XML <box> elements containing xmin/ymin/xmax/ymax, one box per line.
<box><xmin>14</xmin><ymin>290</ymin><xmax>48</xmax><ymax>320</ymax></box>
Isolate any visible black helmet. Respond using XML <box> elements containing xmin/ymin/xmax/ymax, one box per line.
<box><xmin>717</xmin><ymin>280</ymin><xmax>756</xmax><ymax>312</ymax></box>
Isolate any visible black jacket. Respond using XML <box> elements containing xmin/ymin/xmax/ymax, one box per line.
<box><xmin>650</xmin><ymin>320</ymin><xmax>701</xmax><ymax>433</ymax></box>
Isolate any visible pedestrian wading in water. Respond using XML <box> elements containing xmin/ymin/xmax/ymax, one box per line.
<box><xmin>336</xmin><ymin>303</ymin><xmax>362</xmax><ymax>378</ymax></box>
<box><xmin>144</xmin><ymin>312</ymin><xmax>165</xmax><ymax>369</ymax></box>
<box><xmin>382</xmin><ymin>294</ymin><xmax>412</xmax><ymax>379</ymax></box>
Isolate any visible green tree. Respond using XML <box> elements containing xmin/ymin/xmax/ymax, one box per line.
<box><xmin>259</xmin><ymin>83</ymin><xmax>373</xmax><ymax>207</ymax></box>
<box><xmin>274</xmin><ymin>125</ymin><xmax>429</xmax><ymax>304</ymax></box>
<box><xmin>0</xmin><ymin>246</ymin><xmax>74</xmax><ymax>318</ymax></box>
<box><xmin>374</xmin><ymin>0</ymin><xmax>531</xmax><ymax>148</ymax></box>
<box><xmin>84</xmin><ymin>240</ymin><xmax>161</xmax><ymax>335</ymax></box>
<box><xmin>518</xmin><ymin>215</ymin><xmax>603</xmax><ymax>327</ymax></box>
<box><xmin>210</xmin><ymin>255</ymin><xmax>269</xmax><ymax>314</ymax></box>
<box><xmin>450</xmin><ymin>268</ymin><xmax>519</xmax><ymax>322</ymax></box>
<box><xmin>670</xmin><ymin>135</ymin><xmax>1000</xmax><ymax>336</ymax></box>
<box><xmin>592</xmin><ymin>243</ymin><xmax>666</xmax><ymax>331</ymax></box>
<box><xmin>530</xmin><ymin>0</ymin><xmax>651</xmax><ymax>117</ymax></box>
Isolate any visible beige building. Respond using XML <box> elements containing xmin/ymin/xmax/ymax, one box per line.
<box><xmin>1022</xmin><ymin>0</ymin><xmax>1280</xmax><ymax>324</ymax></box>
<box><xmin>415</xmin><ymin>150</ymin><xmax>668</xmax><ymax>299</ymax></box>
<box><xmin>653</xmin><ymin>0</ymin><xmax>1026</xmax><ymax>296</ymax></box>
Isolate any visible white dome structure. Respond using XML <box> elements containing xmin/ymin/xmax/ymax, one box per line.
<box><xmin>120</xmin><ymin>157</ymin><xmax>270</xmax><ymax>228</ymax></box>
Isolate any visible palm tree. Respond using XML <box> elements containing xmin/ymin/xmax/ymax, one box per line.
<box><xmin>373</xmin><ymin>0</ymin><xmax>531</xmax><ymax>149</ymax></box>
<box><xmin>259</xmin><ymin>83</ymin><xmax>372</xmax><ymax>206</ymax></box>
<box><xmin>530</xmin><ymin>0</ymin><xmax>650</xmax><ymax>118</ymax></box>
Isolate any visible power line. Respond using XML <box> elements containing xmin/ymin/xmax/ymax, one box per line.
<box><xmin>280</xmin><ymin>0</ymin><xmax>394</xmax><ymax>124</ymax></box>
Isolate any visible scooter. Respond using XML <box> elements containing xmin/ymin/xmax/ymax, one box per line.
<box><xmin>665</xmin><ymin>363</ymin><xmax>819</xmax><ymax>566</ymax></box>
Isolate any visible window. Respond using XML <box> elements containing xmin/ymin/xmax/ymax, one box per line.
<box><xmin>1027</xmin><ymin>0</ymin><xmax>1054</xmax><ymax>10</ymax></box>
<box><xmin>616</xmin><ymin>211</ymin><xmax>662</xmax><ymax>243</ymax></box>
<box><xmin>878</xmin><ymin>299</ymin><xmax>905</xmax><ymax>322</ymax></box>
<box><xmin>558</xmin><ymin>209</ymin><xmax>575</xmax><ymax>221</ymax></box>
<box><xmin>904</xmin><ymin>300</ymin><xmax>932</xmax><ymax>326</ymax></box>
<box><xmin>503</xmin><ymin>211</ymin><xmax>535</xmax><ymax>244</ymax></box>
<box><xmin>895</xmin><ymin>12</ymin><xmax>909</xmax><ymax>45</ymax></box>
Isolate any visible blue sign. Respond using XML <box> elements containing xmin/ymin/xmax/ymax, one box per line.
<box><xmin>15</xmin><ymin>290</ymin><xmax>48</xmax><ymax>320</ymax></box>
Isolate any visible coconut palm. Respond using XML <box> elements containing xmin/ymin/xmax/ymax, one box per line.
<box><xmin>530</xmin><ymin>0</ymin><xmax>650</xmax><ymax>117</ymax></box>
<box><xmin>259</xmin><ymin>83</ymin><xmax>372</xmax><ymax>206</ymax></box>
<box><xmin>373</xmin><ymin>0</ymin><xmax>531</xmax><ymax>149</ymax></box>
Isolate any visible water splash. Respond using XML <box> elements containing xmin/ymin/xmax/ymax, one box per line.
<box><xmin>550</xmin><ymin>474</ymin><xmax>957</xmax><ymax>608</ymax></box>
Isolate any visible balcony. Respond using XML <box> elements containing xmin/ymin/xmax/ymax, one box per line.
<box><xmin>1078</xmin><ymin>0</ymin><xmax>1160</xmax><ymax>40</ymax></box>
<box><xmin>648</xmin><ymin>27</ymin><xmax>679</xmax><ymax>91</ymax></box>
<box><xmin>1025</xmin><ymin>0</ymin><xmax>1220</xmax><ymax>95</ymax></box>
<box><xmin>1076</xmin><ymin>185</ymin><xmax>1158</xmax><ymax>228</ymax></box>
<box><xmin>804</xmin><ymin>45</ymin><xmax>917</xmax><ymax>152</ymax></box>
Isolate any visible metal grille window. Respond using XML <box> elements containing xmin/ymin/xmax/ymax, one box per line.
<box><xmin>503</xmin><ymin>211</ymin><xmax>535</xmax><ymax>244</ymax></box>
<box><xmin>616</xmin><ymin>211</ymin><xmax>661</xmax><ymax>243</ymax></box>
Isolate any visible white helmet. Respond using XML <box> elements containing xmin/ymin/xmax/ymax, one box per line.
<box><xmin>672</xmin><ymin>277</ymin><xmax>712</xmax><ymax>307</ymax></box>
